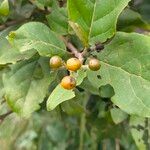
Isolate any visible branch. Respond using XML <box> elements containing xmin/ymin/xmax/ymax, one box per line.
<box><xmin>0</xmin><ymin>19</ymin><xmax>28</xmax><ymax>31</ymax></box>
<box><xmin>1</xmin><ymin>97</ymin><xmax>6</xmax><ymax>105</ymax></box>
<box><xmin>61</xmin><ymin>36</ymin><xmax>84</xmax><ymax>62</ymax></box>
<box><xmin>0</xmin><ymin>111</ymin><xmax>13</xmax><ymax>124</ymax></box>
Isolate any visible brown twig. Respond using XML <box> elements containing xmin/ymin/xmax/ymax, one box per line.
<box><xmin>0</xmin><ymin>19</ymin><xmax>28</xmax><ymax>31</ymax></box>
<box><xmin>1</xmin><ymin>99</ymin><xmax>5</xmax><ymax>105</ymax></box>
<box><xmin>61</xmin><ymin>36</ymin><xmax>84</xmax><ymax>62</ymax></box>
<box><xmin>0</xmin><ymin>110</ymin><xmax>13</xmax><ymax>124</ymax></box>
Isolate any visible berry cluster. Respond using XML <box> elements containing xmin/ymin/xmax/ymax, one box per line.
<box><xmin>50</xmin><ymin>56</ymin><xmax>101</xmax><ymax>90</ymax></box>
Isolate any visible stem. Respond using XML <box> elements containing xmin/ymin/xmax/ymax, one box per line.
<box><xmin>1</xmin><ymin>99</ymin><xmax>5</xmax><ymax>105</ymax></box>
<box><xmin>0</xmin><ymin>19</ymin><xmax>28</xmax><ymax>31</ymax></box>
<box><xmin>61</xmin><ymin>36</ymin><xmax>84</xmax><ymax>62</ymax></box>
<box><xmin>79</xmin><ymin>113</ymin><xmax>86</xmax><ymax>150</ymax></box>
<box><xmin>115</xmin><ymin>138</ymin><xmax>120</xmax><ymax>150</ymax></box>
<box><xmin>0</xmin><ymin>110</ymin><xmax>13</xmax><ymax>123</ymax></box>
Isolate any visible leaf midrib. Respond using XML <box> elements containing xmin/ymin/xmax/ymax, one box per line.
<box><xmin>101</xmin><ymin>61</ymin><xmax>150</xmax><ymax>114</ymax></box>
<box><xmin>101</xmin><ymin>61</ymin><xmax>150</xmax><ymax>83</ymax></box>
<box><xmin>24</xmin><ymin>30</ymin><xmax>66</xmax><ymax>52</ymax></box>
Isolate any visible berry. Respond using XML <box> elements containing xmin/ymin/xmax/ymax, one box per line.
<box><xmin>66</xmin><ymin>58</ymin><xmax>81</xmax><ymax>71</ymax></box>
<box><xmin>50</xmin><ymin>56</ymin><xmax>62</xmax><ymax>69</ymax></box>
<box><xmin>60</xmin><ymin>76</ymin><xmax>76</xmax><ymax>90</ymax></box>
<box><xmin>88</xmin><ymin>58</ymin><xmax>101</xmax><ymax>71</ymax></box>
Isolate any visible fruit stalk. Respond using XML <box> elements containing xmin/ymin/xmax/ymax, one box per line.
<box><xmin>61</xmin><ymin>36</ymin><xmax>84</xmax><ymax>62</ymax></box>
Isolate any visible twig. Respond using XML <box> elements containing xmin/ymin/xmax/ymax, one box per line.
<box><xmin>115</xmin><ymin>138</ymin><xmax>120</xmax><ymax>150</ymax></box>
<box><xmin>61</xmin><ymin>36</ymin><xmax>84</xmax><ymax>62</ymax></box>
<box><xmin>0</xmin><ymin>19</ymin><xmax>28</xmax><ymax>31</ymax></box>
<box><xmin>1</xmin><ymin>99</ymin><xmax>5</xmax><ymax>105</ymax></box>
<box><xmin>0</xmin><ymin>110</ymin><xmax>13</xmax><ymax>123</ymax></box>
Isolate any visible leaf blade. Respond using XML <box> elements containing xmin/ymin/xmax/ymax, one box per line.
<box><xmin>68</xmin><ymin>0</ymin><xmax>131</xmax><ymax>45</ymax></box>
<box><xmin>3</xmin><ymin>57</ymin><xmax>56</xmax><ymax>117</ymax></box>
<box><xmin>47</xmin><ymin>84</ymin><xmax>75</xmax><ymax>111</ymax></box>
<box><xmin>8</xmin><ymin>22</ymin><xmax>67</xmax><ymax>57</ymax></box>
<box><xmin>87</xmin><ymin>32</ymin><xmax>150</xmax><ymax>117</ymax></box>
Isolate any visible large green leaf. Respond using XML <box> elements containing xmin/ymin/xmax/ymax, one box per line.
<box><xmin>0</xmin><ymin>38</ymin><xmax>36</xmax><ymax>65</ymax></box>
<box><xmin>130</xmin><ymin>116</ymin><xmax>150</xmax><ymax>150</ymax></box>
<box><xmin>87</xmin><ymin>32</ymin><xmax>150</xmax><ymax>117</ymax></box>
<box><xmin>3</xmin><ymin>57</ymin><xmax>56</xmax><ymax>117</ymax></box>
<box><xmin>68</xmin><ymin>0</ymin><xmax>131</xmax><ymax>46</ymax></box>
<box><xmin>8</xmin><ymin>22</ymin><xmax>67</xmax><ymax>57</ymax></box>
<box><xmin>47</xmin><ymin>84</ymin><xmax>75</xmax><ymax>111</ymax></box>
<box><xmin>47</xmin><ymin>8</ymin><xmax>68</xmax><ymax>35</ymax></box>
<box><xmin>0</xmin><ymin>27</ymin><xmax>36</xmax><ymax>65</ymax></box>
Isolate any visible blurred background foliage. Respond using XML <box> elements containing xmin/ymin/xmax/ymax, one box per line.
<box><xmin>0</xmin><ymin>0</ymin><xmax>150</xmax><ymax>149</ymax></box>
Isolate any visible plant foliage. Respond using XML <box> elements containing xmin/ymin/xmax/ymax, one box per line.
<box><xmin>0</xmin><ymin>0</ymin><xmax>150</xmax><ymax>149</ymax></box>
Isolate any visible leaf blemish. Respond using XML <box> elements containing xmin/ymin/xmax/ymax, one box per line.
<box><xmin>97</xmin><ymin>75</ymin><xmax>101</xmax><ymax>79</ymax></box>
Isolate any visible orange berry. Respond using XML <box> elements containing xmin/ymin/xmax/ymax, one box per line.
<box><xmin>88</xmin><ymin>58</ymin><xmax>101</xmax><ymax>71</ymax></box>
<box><xmin>66</xmin><ymin>58</ymin><xmax>81</xmax><ymax>71</ymax></box>
<box><xmin>60</xmin><ymin>76</ymin><xmax>76</xmax><ymax>90</ymax></box>
<box><xmin>50</xmin><ymin>56</ymin><xmax>62</xmax><ymax>69</ymax></box>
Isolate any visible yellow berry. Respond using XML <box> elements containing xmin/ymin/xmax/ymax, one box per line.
<box><xmin>88</xmin><ymin>58</ymin><xmax>101</xmax><ymax>71</ymax></box>
<box><xmin>60</xmin><ymin>76</ymin><xmax>76</xmax><ymax>90</ymax></box>
<box><xmin>66</xmin><ymin>58</ymin><xmax>81</xmax><ymax>71</ymax></box>
<box><xmin>50</xmin><ymin>56</ymin><xmax>62</xmax><ymax>69</ymax></box>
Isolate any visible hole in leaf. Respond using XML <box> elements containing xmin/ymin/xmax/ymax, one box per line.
<box><xmin>97</xmin><ymin>75</ymin><xmax>101</xmax><ymax>79</ymax></box>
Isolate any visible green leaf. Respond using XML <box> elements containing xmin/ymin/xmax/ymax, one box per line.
<box><xmin>87</xmin><ymin>32</ymin><xmax>150</xmax><ymax>117</ymax></box>
<box><xmin>72</xmin><ymin>68</ymin><xmax>87</xmax><ymax>86</ymax></box>
<box><xmin>130</xmin><ymin>116</ymin><xmax>150</xmax><ymax>150</ymax></box>
<box><xmin>117</xmin><ymin>8</ymin><xmax>150</xmax><ymax>31</ymax></box>
<box><xmin>0</xmin><ymin>27</ymin><xmax>36</xmax><ymax>65</ymax></box>
<box><xmin>47</xmin><ymin>8</ymin><xmax>68</xmax><ymax>35</ymax></box>
<box><xmin>137</xmin><ymin>0</ymin><xmax>150</xmax><ymax>23</ymax></box>
<box><xmin>110</xmin><ymin>108</ymin><xmax>128</xmax><ymax>124</ymax></box>
<box><xmin>0</xmin><ymin>0</ymin><xmax>9</xmax><ymax>16</ymax></box>
<box><xmin>76</xmin><ymin>69</ymin><xmax>87</xmax><ymax>86</ymax></box>
<box><xmin>8</xmin><ymin>22</ymin><xmax>67</xmax><ymax>57</ymax></box>
<box><xmin>0</xmin><ymin>69</ymin><xmax>5</xmax><ymax>101</ymax></box>
<box><xmin>61</xmin><ymin>100</ymin><xmax>84</xmax><ymax>116</ymax></box>
<box><xmin>30</xmin><ymin>0</ymin><xmax>57</xmax><ymax>10</ymax></box>
<box><xmin>3</xmin><ymin>57</ymin><xmax>56</xmax><ymax>117</ymax></box>
<box><xmin>61</xmin><ymin>92</ymin><xmax>86</xmax><ymax>115</ymax></box>
<box><xmin>47</xmin><ymin>84</ymin><xmax>75</xmax><ymax>111</ymax></box>
<box><xmin>0</xmin><ymin>38</ymin><xmax>36</xmax><ymax>65</ymax></box>
<box><xmin>68</xmin><ymin>0</ymin><xmax>131</xmax><ymax>46</ymax></box>
<box><xmin>80</xmin><ymin>77</ymin><xmax>99</xmax><ymax>95</ymax></box>
<box><xmin>19</xmin><ymin>4</ymin><xmax>35</xmax><ymax>19</ymax></box>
